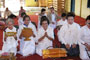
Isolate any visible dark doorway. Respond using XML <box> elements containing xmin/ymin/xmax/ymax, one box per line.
<box><xmin>71</xmin><ymin>0</ymin><xmax>75</xmax><ymax>12</ymax></box>
<box><xmin>87</xmin><ymin>0</ymin><xmax>90</xmax><ymax>8</ymax></box>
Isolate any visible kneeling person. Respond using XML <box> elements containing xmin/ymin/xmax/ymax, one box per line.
<box><xmin>80</xmin><ymin>15</ymin><xmax>90</xmax><ymax>60</ymax></box>
<box><xmin>58</xmin><ymin>12</ymin><xmax>80</xmax><ymax>56</ymax></box>
<box><xmin>2</xmin><ymin>19</ymin><xmax>18</xmax><ymax>56</ymax></box>
<box><xmin>18</xmin><ymin>15</ymin><xmax>37</xmax><ymax>56</ymax></box>
<box><xmin>36</xmin><ymin>16</ymin><xmax>54</xmax><ymax>56</ymax></box>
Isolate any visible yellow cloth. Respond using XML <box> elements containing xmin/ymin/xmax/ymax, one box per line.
<box><xmin>42</xmin><ymin>48</ymin><xmax>67</xmax><ymax>59</ymax></box>
<box><xmin>5</xmin><ymin>32</ymin><xmax>16</xmax><ymax>37</ymax></box>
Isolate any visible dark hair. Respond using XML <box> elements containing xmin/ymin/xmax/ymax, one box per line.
<box><xmin>61</xmin><ymin>13</ymin><xmax>66</xmax><ymax>17</ymax></box>
<box><xmin>86</xmin><ymin>15</ymin><xmax>90</xmax><ymax>21</ymax></box>
<box><xmin>21</xmin><ymin>12</ymin><xmax>26</xmax><ymax>17</ymax></box>
<box><xmin>50</xmin><ymin>7</ymin><xmax>54</xmax><ymax>10</ymax></box>
<box><xmin>40</xmin><ymin>16</ymin><xmax>50</xmax><ymax>25</ymax></box>
<box><xmin>23</xmin><ymin>15</ymin><xmax>30</xmax><ymax>21</ymax></box>
<box><xmin>66</xmin><ymin>12</ymin><xmax>75</xmax><ymax>19</ymax></box>
<box><xmin>41</xmin><ymin>8</ymin><xmax>46</xmax><ymax>13</ymax></box>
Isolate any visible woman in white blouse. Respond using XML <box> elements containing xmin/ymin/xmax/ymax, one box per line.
<box><xmin>80</xmin><ymin>15</ymin><xmax>90</xmax><ymax>60</ymax></box>
<box><xmin>36</xmin><ymin>16</ymin><xmax>54</xmax><ymax>56</ymax></box>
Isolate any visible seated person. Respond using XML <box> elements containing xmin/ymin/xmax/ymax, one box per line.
<box><xmin>57</xmin><ymin>13</ymin><xmax>67</xmax><ymax>30</ymax></box>
<box><xmin>4</xmin><ymin>8</ymin><xmax>12</xmax><ymax>19</ymax></box>
<box><xmin>18</xmin><ymin>12</ymin><xmax>26</xmax><ymax>27</ymax></box>
<box><xmin>36</xmin><ymin>16</ymin><xmax>54</xmax><ymax>56</ymax></box>
<box><xmin>38</xmin><ymin>8</ymin><xmax>47</xmax><ymax>29</ymax></box>
<box><xmin>47</xmin><ymin>7</ymin><xmax>59</xmax><ymax>29</ymax></box>
<box><xmin>58</xmin><ymin>12</ymin><xmax>80</xmax><ymax>56</ymax></box>
<box><xmin>2</xmin><ymin>19</ymin><xmax>18</xmax><ymax>56</ymax></box>
<box><xmin>19</xmin><ymin>6</ymin><xmax>26</xmax><ymax>17</ymax></box>
<box><xmin>79</xmin><ymin>15</ymin><xmax>90</xmax><ymax>60</ymax></box>
<box><xmin>4</xmin><ymin>8</ymin><xmax>16</xmax><ymax>19</ymax></box>
<box><xmin>18</xmin><ymin>15</ymin><xmax>37</xmax><ymax>56</ymax></box>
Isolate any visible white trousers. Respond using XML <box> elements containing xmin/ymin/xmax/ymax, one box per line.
<box><xmin>19</xmin><ymin>39</ymin><xmax>35</xmax><ymax>56</ymax></box>
<box><xmin>80</xmin><ymin>44</ymin><xmax>90</xmax><ymax>60</ymax></box>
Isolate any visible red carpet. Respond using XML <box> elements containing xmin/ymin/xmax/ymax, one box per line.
<box><xmin>0</xmin><ymin>15</ymin><xmax>85</xmax><ymax>60</ymax></box>
<box><xmin>16</xmin><ymin>54</ymin><xmax>81</xmax><ymax>60</ymax></box>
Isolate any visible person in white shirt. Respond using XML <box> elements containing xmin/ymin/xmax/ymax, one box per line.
<box><xmin>18</xmin><ymin>15</ymin><xmax>37</xmax><ymax>56</ymax></box>
<box><xmin>2</xmin><ymin>19</ymin><xmax>18</xmax><ymax>56</ymax></box>
<box><xmin>58</xmin><ymin>12</ymin><xmax>80</xmax><ymax>56</ymax></box>
<box><xmin>47</xmin><ymin>7</ymin><xmax>59</xmax><ymax>29</ymax></box>
<box><xmin>79</xmin><ymin>15</ymin><xmax>90</xmax><ymax>60</ymax></box>
<box><xmin>17</xmin><ymin>12</ymin><xmax>26</xmax><ymax>41</ymax></box>
<box><xmin>36</xmin><ymin>16</ymin><xmax>54</xmax><ymax>56</ymax></box>
<box><xmin>18</xmin><ymin>12</ymin><xmax>26</xmax><ymax>27</ymax></box>
<box><xmin>57</xmin><ymin>13</ymin><xmax>67</xmax><ymax>30</ymax></box>
<box><xmin>19</xmin><ymin>6</ymin><xmax>26</xmax><ymax>17</ymax></box>
<box><xmin>4</xmin><ymin>8</ymin><xmax>12</xmax><ymax>19</ymax></box>
<box><xmin>38</xmin><ymin>8</ymin><xmax>47</xmax><ymax>29</ymax></box>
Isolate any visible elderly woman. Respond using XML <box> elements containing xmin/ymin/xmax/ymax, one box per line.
<box><xmin>18</xmin><ymin>15</ymin><xmax>37</xmax><ymax>56</ymax></box>
<box><xmin>2</xmin><ymin>19</ymin><xmax>18</xmax><ymax>56</ymax></box>
<box><xmin>80</xmin><ymin>15</ymin><xmax>90</xmax><ymax>60</ymax></box>
<box><xmin>36</xmin><ymin>16</ymin><xmax>54</xmax><ymax>56</ymax></box>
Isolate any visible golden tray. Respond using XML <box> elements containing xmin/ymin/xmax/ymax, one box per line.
<box><xmin>21</xmin><ymin>27</ymin><xmax>33</xmax><ymax>41</ymax></box>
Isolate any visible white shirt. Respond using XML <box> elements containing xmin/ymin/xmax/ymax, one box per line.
<box><xmin>51</xmin><ymin>14</ymin><xmax>56</xmax><ymax>22</ymax></box>
<box><xmin>57</xmin><ymin>19</ymin><xmax>67</xmax><ymax>26</ymax></box>
<box><xmin>4</xmin><ymin>10</ymin><xmax>12</xmax><ymax>18</ymax></box>
<box><xmin>5</xmin><ymin>27</ymin><xmax>16</xmax><ymax>33</ymax></box>
<box><xmin>80</xmin><ymin>25</ymin><xmax>90</xmax><ymax>45</ymax></box>
<box><xmin>18</xmin><ymin>21</ymin><xmax>37</xmax><ymax>42</ymax></box>
<box><xmin>58</xmin><ymin>22</ymin><xmax>81</xmax><ymax>46</ymax></box>
<box><xmin>5</xmin><ymin>27</ymin><xmax>17</xmax><ymax>46</ymax></box>
<box><xmin>18</xmin><ymin>17</ymin><xmax>24</xmax><ymax>26</ymax></box>
<box><xmin>36</xmin><ymin>26</ymin><xmax>54</xmax><ymax>56</ymax></box>
<box><xmin>37</xmin><ymin>26</ymin><xmax>54</xmax><ymax>43</ymax></box>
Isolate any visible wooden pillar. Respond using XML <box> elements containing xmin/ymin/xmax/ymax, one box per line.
<box><xmin>2</xmin><ymin>0</ymin><xmax>5</xmax><ymax>8</ymax></box>
<box><xmin>57</xmin><ymin>0</ymin><xmax>65</xmax><ymax>14</ymax></box>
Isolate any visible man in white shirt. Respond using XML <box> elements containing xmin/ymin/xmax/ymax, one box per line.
<box><xmin>58</xmin><ymin>12</ymin><xmax>80</xmax><ymax>56</ymax></box>
<box><xmin>80</xmin><ymin>15</ymin><xmax>90</xmax><ymax>60</ymax></box>
<box><xmin>38</xmin><ymin>8</ymin><xmax>47</xmax><ymax>29</ymax></box>
<box><xmin>4</xmin><ymin>8</ymin><xmax>12</xmax><ymax>19</ymax></box>
<box><xmin>47</xmin><ymin>7</ymin><xmax>59</xmax><ymax>29</ymax></box>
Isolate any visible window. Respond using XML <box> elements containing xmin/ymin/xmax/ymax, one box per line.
<box><xmin>87</xmin><ymin>0</ymin><xmax>90</xmax><ymax>8</ymax></box>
